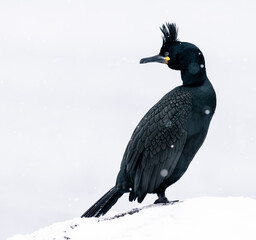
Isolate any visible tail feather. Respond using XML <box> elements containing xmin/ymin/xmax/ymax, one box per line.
<box><xmin>81</xmin><ymin>187</ymin><xmax>123</xmax><ymax>218</ymax></box>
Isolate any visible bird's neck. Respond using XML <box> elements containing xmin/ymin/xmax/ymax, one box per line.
<box><xmin>181</xmin><ymin>66</ymin><xmax>207</xmax><ymax>87</ymax></box>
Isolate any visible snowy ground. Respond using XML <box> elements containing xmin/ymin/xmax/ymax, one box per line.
<box><xmin>7</xmin><ymin>197</ymin><xmax>256</xmax><ymax>240</ymax></box>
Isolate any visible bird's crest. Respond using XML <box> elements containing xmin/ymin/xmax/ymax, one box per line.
<box><xmin>160</xmin><ymin>23</ymin><xmax>179</xmax><ymax>44</ymax></box>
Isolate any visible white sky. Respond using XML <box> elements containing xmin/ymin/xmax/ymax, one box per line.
<box><xmin>1</xmin><ymin>0</ymin><xmax>256</xmax><ymax>239</ymax></box>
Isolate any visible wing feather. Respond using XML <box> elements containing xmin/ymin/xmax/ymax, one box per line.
<box><xmin>121</xmin><ymin>87</ymin><xmax>192</xmax><ymax>199</ymax></box>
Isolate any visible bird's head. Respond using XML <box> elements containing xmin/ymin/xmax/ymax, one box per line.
<box><xmin>140</xmin><ymin>23</ymin><xmax>206</xmax><ymax>86</ymax></box>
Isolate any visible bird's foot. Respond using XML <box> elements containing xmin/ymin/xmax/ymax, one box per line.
<box><xmin>154</xmin><ymin>197</ymin><xmax>170</xmax><ymax>204</ymax></box>
<box><xmin>154</xmin><ymin>198</ymin><xmax>180</xmax><ymax>205</ymax></box>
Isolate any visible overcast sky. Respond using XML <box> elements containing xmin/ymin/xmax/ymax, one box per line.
<box><xmin>1</xmin><ymin>0</ymin><xmax>256</xmax><ymax>239</ymax></box>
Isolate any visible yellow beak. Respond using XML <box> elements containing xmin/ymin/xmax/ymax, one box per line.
<box><xmin>164</xmin><ymin>56</ymin><xmax>170</xmax><ymax>64</ymax></box>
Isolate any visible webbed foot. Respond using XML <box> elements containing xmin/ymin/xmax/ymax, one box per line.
<box><xmin>154</xmin><ymin>197</ymin><xmax>170</xmax><ymax>204</ymax></box>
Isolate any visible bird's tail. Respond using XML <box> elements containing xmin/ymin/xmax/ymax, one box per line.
<box><xmin>81</xmin><ymin>186</ymin><xmax>123</xmax><ymax>218</ymax></box>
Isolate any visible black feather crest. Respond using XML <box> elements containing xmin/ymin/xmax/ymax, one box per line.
<box><xmin>160</xmin><ymin>23</ymin><xmax>178</xmax><ymax>44</ymax></box>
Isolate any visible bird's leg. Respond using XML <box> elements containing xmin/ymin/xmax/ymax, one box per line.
<box><xmin>154</xmin><ymin>192</ymin><xmax>170</xmax><ymax>204</ymax></box>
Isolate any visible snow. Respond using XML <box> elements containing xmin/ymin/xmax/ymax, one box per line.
<box><xmin>160</xmin><ymin>169</ymin><xmax>168</xmax><ymax>177</ymax></box>
<box><xmin>7</xmin><ymin>197</ymin><xmax>256</xmax><ymax>240</ymax></box>
<box><xmin>204</xmin><ymin>109</ymin><xmax>211</xmax><ymax>115</ymax></box>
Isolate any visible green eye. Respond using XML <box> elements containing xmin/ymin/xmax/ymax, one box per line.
<box><xmin>164</xmin><ymin>52</ymin><xmax>169</xmax><ymax>57</ymax></box>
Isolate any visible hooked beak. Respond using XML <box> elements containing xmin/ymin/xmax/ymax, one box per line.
<box><xmin>140</xmin><ymin>55</ymin><xmax>170</xmax><ymax>64</ymax></box>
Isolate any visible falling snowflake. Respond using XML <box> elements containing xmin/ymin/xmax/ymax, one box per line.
<box><xmin>204</xmin><ymin>109</ymin><xmax>210</xmax><ymax>115</ymax></box>
<box><xmin>160</xmin><ymin>169</ymin><xmax>168</xmax><ymax>177</ymax></box>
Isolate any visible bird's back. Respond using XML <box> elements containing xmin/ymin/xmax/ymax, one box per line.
<box><xmin>116</xmin><ymin>85</ymin><xmax>192</xmax><ymax>201</ymax></box>
<box><xmin>116</xmin><ymin>77</ymin><xmax>216</xmax><ymax>202</ymax></box>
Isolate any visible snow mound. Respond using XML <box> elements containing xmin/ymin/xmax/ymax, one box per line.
<box><xmin>7</xmin><ymin>197</ymin><xmax>256</xmax><ymax>240</ymax></box>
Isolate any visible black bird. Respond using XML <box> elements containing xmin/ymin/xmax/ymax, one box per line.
<box><xmin>81</xmin><ymin>23</ymin><xmax>216</xmax><ymax>218</ymax></box>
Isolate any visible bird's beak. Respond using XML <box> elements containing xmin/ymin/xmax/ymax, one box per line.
<box><xmin>140</xmin><ymin>55</ymin><xmax>170</xmax><ymax>64</ymax></box>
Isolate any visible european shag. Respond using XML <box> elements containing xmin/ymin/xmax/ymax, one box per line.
<box><xmin>81</xmin><ymin>23</ymin><xmax>216</xmax><ymax>218</ymax></box>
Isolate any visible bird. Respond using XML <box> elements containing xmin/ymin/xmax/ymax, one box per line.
<box><xmin>81</xmin><ymin>23</ymin><xmax>216</xmax><ymax>218</ymax></box>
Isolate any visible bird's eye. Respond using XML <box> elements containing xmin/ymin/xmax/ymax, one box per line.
<box><xmin>164</xmin><ymin>52</ymin><xmax>169</xmax><ymax>57</ymax></box>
